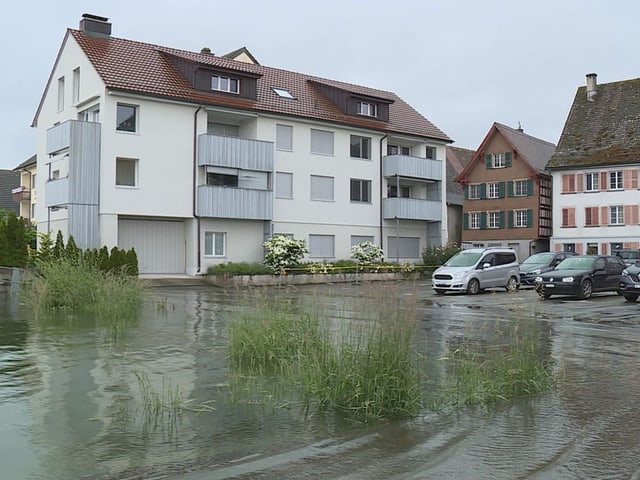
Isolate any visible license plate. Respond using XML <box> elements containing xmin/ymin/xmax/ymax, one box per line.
<box><xmin>545</xmin><ymin>284</ymin><xmax>554</xmax><ymax>288</ymax></box>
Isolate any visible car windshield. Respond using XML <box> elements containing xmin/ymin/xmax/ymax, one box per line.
<box><xmin>522</xmin><ymin>252</ymin><xmax>556</xmax><ymax>265</ymax></box>
<box><xmin>444</xmin><ymin>251</ymin><xmax>482</xmax><ymax>267</ymax></box>
<box><xmin>617</xmin><ymin>251</ymin><xmax>640</xmax><ymax>260</ymax></box>
<box><xmin>555</xmin><ymin>256</ymin><xmax>595</xmax><ymax>270</ymax></box>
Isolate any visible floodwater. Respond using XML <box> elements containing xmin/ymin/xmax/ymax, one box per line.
<box><xmin>1</xmin><ymin>281</ymin><xmax>640</xmax><ymax>479</ymax></box>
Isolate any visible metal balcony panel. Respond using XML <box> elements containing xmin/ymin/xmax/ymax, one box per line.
<box><xmin>198</xmin><ymin>135</ymin><xmax>273</xmax><ymax>171</ymax></box>
<box><xmin>45</xmin><ymin>178</ymin><xmax>69</xmax><ymax>207</ymax></box>
<box><xmin>383</xmin><ymin>197</ymin><xmax>442</xmax><ymax>221</ymax></box>
<box><xmin>197</xmin><ymin>185</ymin><xmax>272</xmax><ymax>220</ymax></box>
<box><xmin>46</xmin><ymin>122</ymin><xmax>71</xmax><ymax>155</ymax></box>
<box><xmin>383</xmin><ymin>155</ymin><xmax>442</xmax><ymax>181</ymax></box>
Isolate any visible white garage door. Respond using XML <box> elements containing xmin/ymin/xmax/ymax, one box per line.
<box><xmin>118</xmin><ymin>219</ymin><xmax>185</xmax><ymax>274</ymax></box>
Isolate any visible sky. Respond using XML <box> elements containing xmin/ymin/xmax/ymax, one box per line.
<box><xmin>2</xmin><ymin>0</ymin><xmax>640</xmax><ymax>170</ymax></box>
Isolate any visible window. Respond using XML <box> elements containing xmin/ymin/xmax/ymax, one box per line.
<box><xmin>206</xmin><ymin>172</ymin><xmax>238</xmax><ymax>187</ymax></box>
<box><xmin>388</xmin><ymin>145</ymin><xmax>411</xmax><ymax>156</ymax></box>
<box><xmin>585</xmin><ymin>207</ymin><xmax>600</xmax><ymax>226</ymax></box>
<box><xmin>272</xmin><ymin>87</ymin><xmax>295</xmax><ymax>99</ymax></box>
<box><xmin>610</xmin><ymin>205</ymin><xmax>624</xmax><ymax>225</ymax></box>
<box><xmin>51</xmin><ymin>170</ymin><xmax>60</xmax><ymax>180</ymax></box>
<box><xmin>211</xmin><ymin>75</ymin><xmax>239</xmax><ymax>94</ymax></box>
<box><xmin>350</xmin><ymin>135</ymin><xmax>371</xmax><ymax>159</ymax></box>
<box><xmin>351</xmin><ymin>235</ymin><xmax>374</xmax><ymax>246</ymax></box>
<box><xmin>116</xmin><ymin>103</ymin><xmax>137</xmax><ymax>132</ymax></box>
<box><xmin>562</xmin><ymin>174</ymin><xmax>576</xmax><ymax>193</ymax></box>
<box><xmin>388</xmin><ymin>185</ymin><xmax>411</xmax><ymax>198</ymax></box>
<box><xmin>610</xmin><ymin>171</ymin><xmax>623</xmax><ymax>190</ymax></box>
<box><xmin>488</xmin><ymin>211</ymin><xmax>501</xmax><ymax>229</ymax></box>
<box><xmin>79</xmin><ymin>105</ymin><xmax>100</xmax><ymax>122</ymax></box>
<box><xmin>350</xmin><ymin>179</ymin><xmax>371</xmax><ymax>203</ymax></box>
<box><xmin>357</xmin><ymin>102</ymin><xmax>377</xmax><ymax>117</ymax></box>
<box><xmin>468</xmin><ymin>184</ymin><xmax>481</xmax><ymax>200</ymax></box>
<box><xmin>309</xmin><ymin>234</ymin><xmax>335</xmax><ymax>258</ymax></box>
<box><xmin>488</xmin><ymin>182</ymin><xmax>500</xmax><ymax>199</ymax></box>
<box><xmin>585</xmin><ymin>172</ymin><xmax>599</xmax><ymax>191</ymax></box>
<box><xmin>116</xmin><ymin>158</ymin><xmax>137</xmax><ymax>187</ymax></box>
<box><xmin>208</xmin><ymin>123</ymin><xmax>239</xmax><ymax>137</ymax></box>
<box><xmin>310</xmin><ymin>175</ymin><xmax>334</xmax><ymax>201</ymax></box>
<box><xmin>515</xmin><ymin>209</ymin><xmax>528</xmax><ymax>227</ymax></box>
<box><xmin>425</xmin><ymin>146</ymin><xmax>436</xmax><ymax>160</ymax></box>
<box><xmin>276</xmin><ymin>124</ymin><xmax>293</xmax><ymax>151</ymax></box>
<box><xmin>387</xmin><ymin>236</ymin><xmax>420</xmax><ymax>259</ymax></box>
<box><xmin>275</xmin><ymin>172</ymin><xmax>293</xmax><ymax>199</ymax></box>
<box><xmin>72</xmin><ymin>68</ymin><xmax>80</xmax><ymax>104</ymax></box>
<box><xmin>561</xmin><ymin>207</ymin><xmax>575</xmax><ymax>227</ymax></box>
<box><xmin>204</xmin><ymin>232</ymin><xmax>225</xmax><ymax>256</ymax></box>
<box><xmin>563</xmin><ymin>243</ymin><xmax>575</xmax><ymax>253</ymax></box>
<box><xmin>587</xmin><ymin>243</ymin><xmax>598</xmax><ymax>255</ymax></box>
<box><xmin>310</xmin><ymin>129</ymin><xmax>334</xmax><ymax>155</ymax></box>
<box><xmin>514</xmin><ymin>179</ymin><xmax>528</xmax><ymax>196</ymax></box>
<box><xmin>57</xmin><ymin>76</ymin><xmax>65</xmax><ymax>112</ymax></box>
<box><xmin>470</xmin><ymin>212</ymin><xmax>480</xmax><ymax>229</ymax></box>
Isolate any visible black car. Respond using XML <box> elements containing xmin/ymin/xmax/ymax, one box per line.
<box><xmin>618</xmin><ymin>261</ymin><xmax>640</xmax><ymax>302</ymax></box>
<box><xmin>519</xmin><ymin>251</ymin><xmax>577</xmax><ymax>286</ymax></box>
<box><xmin>534</xmin><ymin>255</ymin><xmax>626</xmax><ymax>299</ymax></box>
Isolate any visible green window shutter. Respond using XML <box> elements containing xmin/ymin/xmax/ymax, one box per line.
<box><xmin>499</xmin><ymin>211</ymin><xmax>505</xmax><ymax>228</ymax></box>
<box><xmin>463</xmin><ymin>213</ymin><xmax>469</xmax><ymax>230</ymax></box>
<box><xmin>527</xmin><ymin>178</ymin><xmax>534</xmax><ymax>196</ymax></box>
<box><xmin>499</xmin><ymin>181</ymin><xmax>506</xmax><ymax>198</ymax></box>
<box><xmin>480</xmin><ymin>211</ymin><xmax>487</xmax><ymax>229</ymax></box>
<box><xmin>527</xmin><ymin>209</ymin><xmax>533</xmax><ymax>227</ymax></box>
<box><xmin>508</xmin><ymin>210</ymin><xmax>514</xmax><ymax>228</ymax></box>
<box><xmin>464</xmin><ymin>185</ymin><xmax>469</xmax><ymax>200</ymax></box>
<box><xmin>486</xmin><ymin>154</ymin><xmax>492</xmax><ymax>168</ymax></box>
<box><xmin>480</xmin><ymin>183</ymin><xmax>487</xmax><ymax>199</ymax></box>
<box><xmin>505</xmin><ymin>151</ymin><xmax>512</xmax><ymax>167</ymax></box>
<box><xmin>507</xmin><ymin>181</ymin><xmax>514</xmax><ymax>197</ymax></box>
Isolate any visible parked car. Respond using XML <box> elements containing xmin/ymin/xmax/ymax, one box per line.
<box><xmin>519</xmin><ymin>251</ymin><xmax>577</xmax><ymax>286</ymax></box>
<box><xmin>432</xmin><ymin>247</ymin><xmax>520</xmax><ymax>295</ymax></box>
<box><xmin>534</xmin><ymin>255</ymin><xmax>626</xmax><ymax>300</ymax></box>
<box><xmin>613</xmin><ymin>249</ymin><xmax>640</xmax><ymax>267</ymax></box>
<box><xmin>618</xmin><ymin>261</ymin><xmax>640</xmax><ymax>302</ymax></box>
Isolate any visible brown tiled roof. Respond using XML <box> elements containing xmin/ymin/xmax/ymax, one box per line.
<box><xmin>446</xmin><ymin>146</ymin><xmax>474</xmax><ymax>198</ymax></box>
<box><xmin>546</xmin><ymin>77</ymin><xmax>640</xmax><ymax>169</ymax></box>
<box><xmin>65</xmin><ymin>30</ymin><xmax>452</xmax><ymax>142</ymax></box>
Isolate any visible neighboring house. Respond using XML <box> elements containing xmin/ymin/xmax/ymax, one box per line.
<box><xmin>32</xmin><ymin>14</ymin><xmax>452</xmax><ymax>275</ymax></box>
<box><xmin>546</xmin><ymin>73</ymin><xmax>640</xmax><ymax>255</ymax></box>
<box><xmin>445</xmin><ymin>145</ymin><xmax>474</xmax><ymax>246</ymax></box>
<box><xmin>13</xmin><ymin>154</ymin><xmax>37</xmax><ymax>221</ymax></box>
<box><xmin>455</xmin><ymin>122</ymin><xmax>555</xmax><ymax>262</ymax></box>
<box><xmin>0</xmin><ymin>169</ymin><xmax>20</xmax><ymax>215</ymax></box>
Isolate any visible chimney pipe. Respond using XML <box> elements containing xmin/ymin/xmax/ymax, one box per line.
<box><xmin>80</xmin><ymin>13</ymin><xmax>111</xmax><ymax>38</ymax></box>
<box><xmin>586</xmin><ymin>73</ymin><xmax>597</xmax><ymax>102</ymax></box>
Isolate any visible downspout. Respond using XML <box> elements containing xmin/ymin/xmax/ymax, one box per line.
<box><xmin>193</xmin><ymin>104</ymin><xmax>203</xmax><ymax>274</ymax></box>
<box><xmin>379</xmin><ymin>134</ymin><xmax>388</xmax><ymax>251</ymax></box>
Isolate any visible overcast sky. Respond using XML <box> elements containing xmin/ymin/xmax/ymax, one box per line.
<box><xmin>2</xmin><ymin>0</ymin><xmax>639</xmax><ymax>170</ymax></box>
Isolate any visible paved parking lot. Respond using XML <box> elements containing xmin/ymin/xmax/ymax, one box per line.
<box><xmin>420</xmin><ymin>282</ymin><xmax>640</xmax><ymax>326</ymax></box>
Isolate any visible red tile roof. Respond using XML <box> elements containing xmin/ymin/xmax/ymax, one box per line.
<box><xmin>68</xmin><ymin>29</ymin><xmax>452</xmax><ymax>141</ymax></box>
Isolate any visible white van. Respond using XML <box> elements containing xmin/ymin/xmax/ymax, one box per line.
<box><xmin>431</xmin><ymin>247</ymin><xmax>520</xmax><ymax>295</ymax></box>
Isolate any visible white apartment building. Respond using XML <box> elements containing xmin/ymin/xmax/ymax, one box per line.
<box><xmin>32</xmin><ymin>14</ymin><xmax>452</xmax><ymax>275</ymax></box>
<box><xmin>547</xmin><ymin>73</ymin><xmax>640</xmax><ymax>255</ymax></box>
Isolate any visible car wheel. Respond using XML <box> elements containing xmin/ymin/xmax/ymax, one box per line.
<box><xmin>624</xmin><ymin>293</ymin><xmax>639</xmax><ymax>302</ymax></box>
<box><xmin>505</xmin><ymin>276</ymin><xmax>518</xmax><ymax>292</ymax></box>
<box><xmin>543</xmin><ymin>291</ymin><xmax>552</xmax><ymax>299</ymax></box>
<box><xmin>578</xmin><ymin>279</ymin><xmax>593</xmax><ymax>300</ymax></box>
<box><xmin>467</xmin><ymin>278</ymin><xmax>480</xmax><ymax>295</ymax></box>
<box><xmin>434</xmin><ymin>289</ymin><xmax>446</xmax><ymax>295</ymax></box>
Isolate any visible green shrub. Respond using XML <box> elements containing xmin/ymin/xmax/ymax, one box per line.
<box><xmin>207</xmin><ymin>262</ymin><xmax>272</xmax><ymax>276</ymax></box>
<box><xmin>421</xmin><ymin>243</ymin><xmax>461</xmax><ymax>268</ymax></box>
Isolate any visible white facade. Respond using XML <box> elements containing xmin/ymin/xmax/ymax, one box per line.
<box><xmin>34</xmin><ymin>28</ymin><xmax>450</xmax><ymax>275</ymax></box>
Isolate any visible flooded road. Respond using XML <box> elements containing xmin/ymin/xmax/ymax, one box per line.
<box><xmin>1</xmin><ymin>280</ymin><xmax>640</xmax><ymax>479</ymax></box>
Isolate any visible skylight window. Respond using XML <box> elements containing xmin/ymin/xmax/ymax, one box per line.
<box><xmin>272</xmin><ymin>87</ymin><xmax>295</xmax><ymax>99</ymax></box>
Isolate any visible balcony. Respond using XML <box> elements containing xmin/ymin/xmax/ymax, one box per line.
<box><xmin>198</xmin><ymin>134</ymin><xmax>273</xmax><ymax>171</ymax></box>
<box><xmin>383</xmin><ymin>197</ymin><xmax>442</xmax><ymax>221</ymax></box>
<box><xmin>45</xmin><ymin>177</ymin><xmax>69</xmax><ymax>207</ymax></box>
<box><xmin>383</xmin><ymin>155</ymin><xmax>442</xmax><ymax>181</ymax></box>
<box><xmin>11</xmin><ymin>186</ymin><xmax>30</xmax><ymax>203</ymax></box>
<box><xmin>197</xmin><ymin>185</ymin><xmax>272</xmax><ymax>220</ymax></box>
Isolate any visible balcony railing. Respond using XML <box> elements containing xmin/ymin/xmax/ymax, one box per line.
<box><xmin>45</xmin><ymin>177</ymin><xmax>69</xmax><ymax>207</ymax></box>
<box><xmin>197</xmin><ymin>185</ymin><xmax>272</xmax><ymax>220</ymax></box>
<box><xmin>198</xmin><ymin>134</ymin><xmax>273</xmax><ymax>171</ymax></box>
<box><xmin>11</xmin><ymin>186</ymin><xmax>30</xmax><ymax>203</ymax></box>
<box><xmin>383</xmin><ymin>155</ymin><xmax>442</xmax><ymax>181</ymax></box>
<box><xmin>383</xmin><ymin>197</ymin><xmax>442</xmax><ymax>221</ymax></box>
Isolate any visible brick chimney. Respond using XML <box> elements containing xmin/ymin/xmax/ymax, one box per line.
<box><xmin>79</xmin><ymin>13</ymin><xmax>111</xmax><ymax>38</ymax></box>
<box><xmin>586</xmin><ymin>73</ymin><xmax>597</xmax><ymax>102</ymax></box>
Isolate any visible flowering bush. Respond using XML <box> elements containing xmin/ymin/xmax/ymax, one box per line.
<box><xmin>350</xmin><ymin>241</ymin><xmax>384</xmax><ymax>265</ymax></box>
<box><xmin>263</xmin><ymin>235</ymin><xmax>309</xmax><ymax>274</ymax></box>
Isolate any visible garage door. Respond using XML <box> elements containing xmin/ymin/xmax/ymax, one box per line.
<box><xmin>118</xmin><ymin>219</ymin><xmax>185</xmax><ymax>274</ymax></box>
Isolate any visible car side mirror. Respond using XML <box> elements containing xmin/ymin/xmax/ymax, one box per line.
<box><xmin>482</xmin><ymin>262</ymin><xmax>491</xmax><ymax>269</ymax></box>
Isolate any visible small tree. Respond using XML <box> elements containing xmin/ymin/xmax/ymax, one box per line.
<box><xmin>263</xmin><ymin>235</ymin><xmax>308</xmax><ymax>274</ymax></box>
